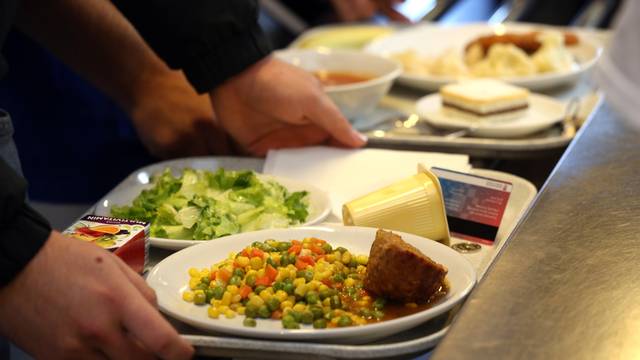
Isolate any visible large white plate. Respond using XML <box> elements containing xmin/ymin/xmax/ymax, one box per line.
<box><xmin>416</xmin><ymin>93</ymin><xmax>566</xmax><ymax>138</ymax></box>
<box><xmin>94</xmin><ymin>159</ymin><xmax>331</xmax><ymax>250</ymax></box>
<box><xmin>365</xmin><ymin>22</ymin><xmax>602</xmax><ymax>91</ymax></box>
<box><xmin>146</xmin><ymin>225</ymin><xmax>476</xmax><ymax>343</ymax></box>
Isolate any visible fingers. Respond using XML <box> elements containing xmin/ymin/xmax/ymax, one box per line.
<box><xmin>119</xmin><ymin>284</ymin><xmax>194</xmax><ymax>360</ymax></box>
<box><xmin>95</xmin><ymin>327</ymin><xmax>154</xmax><ymax>360</ymax></box>
<box><xmin>305</xmin><ymin>94</ymin><xmax>367</xmax><ymax>148</ymax></box>
<box><xmin>112</xmin><ymin>256</ymin><xmax>157</xmax><ymax>306</ymax></box>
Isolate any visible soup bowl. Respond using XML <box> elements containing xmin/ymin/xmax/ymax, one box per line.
<box><xmin>274</xmin><ymin>48</ymin><xmax>402</xmax><ymax>121</ymax></box>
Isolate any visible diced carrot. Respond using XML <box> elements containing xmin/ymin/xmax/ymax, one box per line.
<box><xmin>298</xmin><ymin>255</ymin><xmax>315</xmax><ymax>266</ymax></box>
<box><xmin>321</xmin><ymin>279</ymin><xmax>333</xmax><ymax>287</ymax></box>
<box><xmin>217</xmin><ymin>268</ymin><xmax>231</xmax><ymax>282</ymax></box>
<box><xmin>316</xmin><ymin>255</ymin><xmax>326</xmax><ymax>262</ymax></box>
<box><xmin>251</xmin><ymin>248</ymin><xmax>265</xmax><ymax>258</ymax></box>
<box><xmin>265</xmin><ymin>264</ymin><xmax>278</xmax><ymax>281</ymax></box>
<box><xmin>255</xmin><ymin>275</ymin><xmax>272</xmax><ymax>287</ymax></box>
<box><xmin>309</xmin><ymin>244</ymin><xmax>324</xmax><ymax>255</ymax></box>
<box><xmin>288</xmin><ymin>244</ymin><xmax>302</xmax><ymax>255</ymax></box>
<box><xmin>310</xmin><ymin>237</ymin><xmax>326</xmax><ymax>245</ymax></box>
<box><xmin>241</xmin><ymin>248</ymin><xmax>250</xmax><ymax>257</ymax></box>
<box><xmin>291</xmin><ymin>240</ymin><xmax>302</xmax><ymax>246</ymax></box>
<box><xmin>239</xmin><ymin>285</ymin><xmax>252</xmax><ymax>299</ymax></box>
<box><xmin>271</xmin><ymin>310</ymin><xmax>283</xmax><ymax>320</ymax></box>
<box><xmin>295</xmin><ymin>259</ymin><xmax>308</xmax><ymax>270</ymax></box>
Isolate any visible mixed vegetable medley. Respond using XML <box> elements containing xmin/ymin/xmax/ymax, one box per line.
<box><xmin>182</xmin><ymin>238</ymin><xmax>398</xmax><ymax>329</ymax></box>
<box><xmin>111</xmin><ymin>168</ymin><xmax>309</xmax><ymax>240</ymax></box>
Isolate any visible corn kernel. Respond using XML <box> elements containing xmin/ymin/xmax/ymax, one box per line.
<box><xmin>182</xmin><ymin>291</ymin><xmax>194</xmax><ymax>302</ymax></box>
<box><xmin>293</xmin><ymin>278</ymin><xmax>306</xmax><ymax>288</ymax></box>
<box><xmin>330</xmin><ymin>317</ymin><xmax>340</xmax><ymax>326</ymax></box>
<box><xmin>248</xmin><ymin>295</ymin><xmax>264</xmax><ymax>307</ymax></box>
<box><xmin>318</xmin><ymin>284</ymin><xmax>329</xmax><ymax>293</ymax></box>
<box><xmin>207</xmin><ymin>307</ymin><xmax>220</xmax><ymax>318</ymax></box>
<box><xmin>288</xmin><ymin>295</ymin><xmax>296</xmax><ymax>303</ymax></box>
<box><xmin>356</xmin><ymin>255</ymin><xmax>368</xmax><ymax>265</ymax></box>
<box><xmin>362</xmin><ymin>295</ymin><xmax>372</xmax><ymax>302</ymax></box>
<box><xmin>308</xmin><ymin>280</ymin><xmax>321</xmax><ymax>290</ymax></box>
<box><xmin>221</xmin><ymin>291</ymin><xmax>232</xmax><ymax>306</ymax></box>
<box><xmin>341</xmin><ymin>252</ymin><xmax>352</xmax><ymax>264</ymax></box>
<box><xmin>228</xmin><ymin>252</ymin><xmax>236</xmax><ymax>259</ymax></box>
<box><xmin>344</xmin><ymin>278</ymin><xmax>356</xmax><ymax>287</ymax></box>
<box><xmin>226</xmin><ymin>285</ymin><xmax>239</xmax><ymax>295</ymax></box>
<box><xmin>188</xmin><ymin>267</ymin><xmax>200</xmax><ymax>277</ymax></box>
<box><xmin>189</xmin><ymin>278</ymin><xmax>200</xmax><ymax>290</ymax></box>
<box><xmin>275</xmin><ymin>290</ymin><xmax>288</xmax><ymax>302</ymax></box>
<box><xmin>218</xmin><ymin>305</ymin><xmax>229</xmax><ymax>312</ymax></box>
<box><xmin>281</xmin><ymin>300</ymin><xmax>293</xmax><ymax>310</ymax></box>
<box><xmin>259</xmin><ymin>290</ymin><xmax>272</xmax><ymax>302</ymax></box>
<box><xmin>405</xmin><ymin>302</ymin><xmax>418</xmax><ymax>308</ymax></box>
<box><xmin>272</xmin><ymin>254</ymin><xmax>281</xmax><ymax>264</ymax></box>
<box><xmin>231</xmin><ymin>294</ymin><xmax>242</xmax><ymax>304</ymax></box>
<box><xmin>250</xmin><ymin>257</ymin><xmax>263</xmax><ymax>270</ymax></box>
<box><xmin>212</xmin><ymin>300</ymin><xmax>221</xmax><ymax>307</ymax></box>
<box><xmin>199</xmin><ymin>268</ymin><xmax>210</xmax><ymax>277</ymax></box>
<box><xmin>237</xmin><ymin>306</ymin><xmax>246</xmax><ymax>315</ymax></box>
<box><xmin>293</xmin><ymin>303</ymin><xmax>306</xmax><ymax>312</ymax></box>
<box><xmin>323</xmin><ymin>298</ymin><xmax>331</xmax><ymax>307</ymax></box>
<box><xmin>235</xmin><ymin>256</ymin><xmax>250</xmax><ymax>267</ymax></box>
<box><xmin>224</xmin><ymin>309</ymin><xmax>236</xmax><ymax>319</ymax></box>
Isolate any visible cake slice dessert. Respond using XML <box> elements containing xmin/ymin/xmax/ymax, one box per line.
<box><xmin>440</xmin><ymin>79</ymin><xmax>529</xmax><ymax>122</ymax></box>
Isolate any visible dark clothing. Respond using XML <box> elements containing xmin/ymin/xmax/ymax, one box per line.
<box><xmin>0</xmin><ymin>0</ymin><xmax>270</xmax><ymax>286</ymax></box>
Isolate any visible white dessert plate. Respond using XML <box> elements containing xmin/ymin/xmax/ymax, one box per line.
<box><xmin>416</xmin><ymin>93</ymin><xmax>566</xmax><ymax>138</ymax></box>
<box><xmin>94</xmin><ymin>159</ymin><xmax>331</xmax><ymax>250</ymax></box>
<box><xmin>146</xmin><ymin>225</ymin><xmax>476</xmax><ymax>343</ymax></box>
<box><xmin>364</xmin><ymin>22</ymin><xmax>602</xmax><ymax>91</ymax></box>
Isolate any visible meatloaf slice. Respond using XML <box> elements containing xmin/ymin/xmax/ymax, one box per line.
<box><xmin>363</xmin><ymin>229</ymin><xmax>448</xmax><ymax>303</ymax></box>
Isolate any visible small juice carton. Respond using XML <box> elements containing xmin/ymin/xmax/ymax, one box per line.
<box><xmin>64</xmin><ymin>215</ymin><xmax>149</xmax><ymax>273</ymax></box>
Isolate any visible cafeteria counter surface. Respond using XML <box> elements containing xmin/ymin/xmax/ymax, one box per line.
<box><xmin>432</xmin><ymin>103</ymin><xmax>640</xmax><ymax>359</ymax></box>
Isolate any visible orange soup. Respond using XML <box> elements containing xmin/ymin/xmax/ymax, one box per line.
<box><xmin>313</xmin><ymin>70</ymin><xmax>373</xmax><ymax>86</ymax></box>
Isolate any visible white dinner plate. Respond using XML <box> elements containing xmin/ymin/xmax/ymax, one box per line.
<box><xmin>416</xmin><ymin>93</ymin><xmax>566</xmax><ymax>138</ymax></box>
<box><xmin>94</xmin><ymin>160</ymin><xmax>331</xmax><ymax>250</ymax></box>
<box><xmin>365</xmin><ymin>22</ymin><xmax>602</xmax><ymax>91</ymax></box>
<box><xmin>146</xmin><ymin>225</ymin><xmax>476</xmax><ymax>343</ymax></box>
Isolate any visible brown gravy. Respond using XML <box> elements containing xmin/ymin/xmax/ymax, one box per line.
<box><xmin>312</xmin><ymin>71</ymin><xmax>373</xmax><ymax>86</ymax></box>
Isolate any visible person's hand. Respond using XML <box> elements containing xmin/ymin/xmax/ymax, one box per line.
<box><xmin>330</xmin><ymin>0</ymin><xmax>409</xmax><ymax>22</ymax></box>
<box><xmin>130</xmin><ymin>70</ymin><xmax>230</xmax><ymax>158</ymax></box>
<box><xmin>0</xmin><ymin>231</ymin><xmax>194</xmax><ymax>359</ymax></box>
<box><xmin>210</xmin><ymin>56</ymin><xmax>367</xmax><ymax>156</ymax></box>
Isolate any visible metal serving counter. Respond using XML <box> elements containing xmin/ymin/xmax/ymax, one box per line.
<box><xmin>432</xmin><ymin>103</ymin><xmax>640</xmax><ymax>359</ymax></box>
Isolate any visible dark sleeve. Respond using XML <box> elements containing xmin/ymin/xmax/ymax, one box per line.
<box><xmin>113</xmin><ymin>0</ymin><xmax>271</xmax><ymax>93</ymax></box>
<box><xmin>0</xmin><ymin>158</ymin><xmax>51</xmax><ymax>286</ymax></box>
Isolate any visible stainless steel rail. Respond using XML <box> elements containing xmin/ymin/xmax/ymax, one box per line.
<box><xmin>432</xmin><ymin>103</ymin><xmax>640</xmax><ymax>359</ymax></box>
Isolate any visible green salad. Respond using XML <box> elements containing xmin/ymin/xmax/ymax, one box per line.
<box><xmin>111</xmin><ymin>168</ymin><xmax>309</xmax><ymax>240</ymax></box>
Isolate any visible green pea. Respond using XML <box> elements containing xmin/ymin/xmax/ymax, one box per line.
<box><xmin>288</xmin><ymin>253</ymin><xmax>297</xmax><ymax>264</ymax></box>
<box><xmin>243</xmin><ymin>318</ymin><xmax>257</xmax><ymax>327</ymax></box>
<box><xmin>263</xmin><ymin>244</ymin><xmax>276</xmax><ymax>253</ymax></box>
<box><xmin>359</xmin><ymin>308</ymin><xmax>372</xmax><ymax>318</ymax></box>
<box><xmin>347</xmin><ymin>273</ymin><xmax>361</xmax><ymax>279</ymax></box>
<box><xmin>204</xmin><ymin>288</ymin><xmax>215</xmax><ymax>303</ymax></box>
<box><xmin>313</xmin><ymin>318</ymin><xmax>327</xmax><ymax>329</ymax></box>
<box><xmin>200</xmin><ymin>276</ymin><xmax>211</xmax><ymax>285</ymax></box>
<box><xmin>266</xmin><ymin>297</ymin><xmax>281</xmax><ymax>312</ymax></box>
<box><xmin>282</xmin><ymin>314</ymin><xmax>300</xmax><ymax>329</ymax></box>
<box><xmin>245</xmin><ymin>274</ymin><xmax>256</xmax><ymax>287</ymax></box>
<box><xmin>278</xmin><ymin>242</ymin><xmax>292</xmax><ymax>251</ymax></box>
<box><xmin>349</xmin><ymin>259</ymin><xmax>358</xmax><ymax>268</ymax></box>
<box><xmin>291</xmin><ymin>310</ymin><xmax>303</xmax><ymax>322</ymax></box>
<box><xmin>280</xmin><ymin>252</ymin><xmax>289</xmax><ymax>266</ymax></box>
<box><xmin>305</xmin><ymin>291</ymin><xmax>319</xmax><ymax>305</ymax></box>
<box><xmin>330</xmin><ymin>295</ymin><xmax>342</xmax><ymax>309</ymax></box>
<box><xmin>254</xmin><ymin>285</ymin><xmax>267</xmax><ymax>295</ymax></box>
<box><xmin>337</xmin><ymin>315</ymin><xmax>352</xmax><ymax>327</ymax></box>
<box><xmin>229</xmin><ymin>275</ymin><xmax>242</xmax><ymax>286</ymax></box>
<box><xmin>233</xmin><ymin>268</ymin><xmax>245</xmax><ymax>278</ymax></box>
<box><xmin>309</xmin><ymin>305</ymin><xmax>324</xmax><ymax>320</ymax></box>
<box><xmin>336</xmin><ymin>247</ymin><xmax>348</xmax><ymax>253</ymax></box>
<box><xmin>283</xmin><ymin>282</ymin><xmax>295</xmax><ymax>295</ymax></box>
<box><xmin>251</xmin><ymin>241</ymin><xmax>264</xmax><ymax>249</ymax></box>
<box><xmin>193</xmin><ymin>283</ymin><xmax>208</xmax><ymax>291</ymax></box>
<box><xmin>283</xmin><ymin>277</ymin><xmax>293</xmax><ymax>284</ymax></box>
<box><xmin>212</xmin><ymin>285</ymin><xmax>225</xmax><ymax>300</ymax></box>
<box><xmin>332</xmin><ymin>273</ymin><xmax>345</xmax><ymax>283</ymax></box>
<box><xmin>319</xmin><ymin>289</ymin><xmax>332</xmax><ymax>300</ymax></box>
<box><xmin>321</xmin><ymin>243</ymin><xmax>332</xmax><ymax>254</ymax></box>
<box><xmin>301</xmin><ymin>311</ymin><xmax>314</xmax><ymax>324</ymax></box>
<box><xmin>245</xmin><ymin>304</ymin><xmax>259</xmax><ymax>318</ymax></box>
<box><xmin>272</xmin><ymin>281</ymin><xmax>283</xmax><ymax>292</ymax></box>
<box><xmin>373</xmin><ymin>297</ymin><xmax>386</xmax><ymax>310</ymax></box>
<box><xmin>266</xmin><ymin>257</ymin><xmax>276</xmax><ymax>268</ymax></box>
<box><xmin>193</xmin><ymin>291</ymin><xmax>206</xmax><ymax>305</ymax></box>
<box><xmin>258</xmin><ymin>305</ymin><xmax>271</xmax><ymax>319</ymax></box>
<box><xmin>304</xmin><ymin>270</ymin><xmax>314</xmax><ymax>282</ymax></box>
<box><xmin>373</xmin><ymin>310</ymin><xmax>385</xmax><ymax>320</ymax></box>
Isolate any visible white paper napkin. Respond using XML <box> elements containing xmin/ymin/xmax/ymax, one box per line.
<box><xmin>264</xmin><ymin>146</ymin><xmax>471</xmax><ymax>219</ymax></box>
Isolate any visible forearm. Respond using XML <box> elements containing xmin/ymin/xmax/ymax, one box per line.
<box><xmin>14</xmin><ymin>0</ymin><xmax>173</xmax><ymax>113</ymax></box>
<box><xmin>113</xmin><ymin>0</ymin><xmax>271</xmax><ymax>93</ymax></box>
<box><xmin>0</xmin><ymin>159</ymin><xmax>51</xmax><ymax>287</ymax></box>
